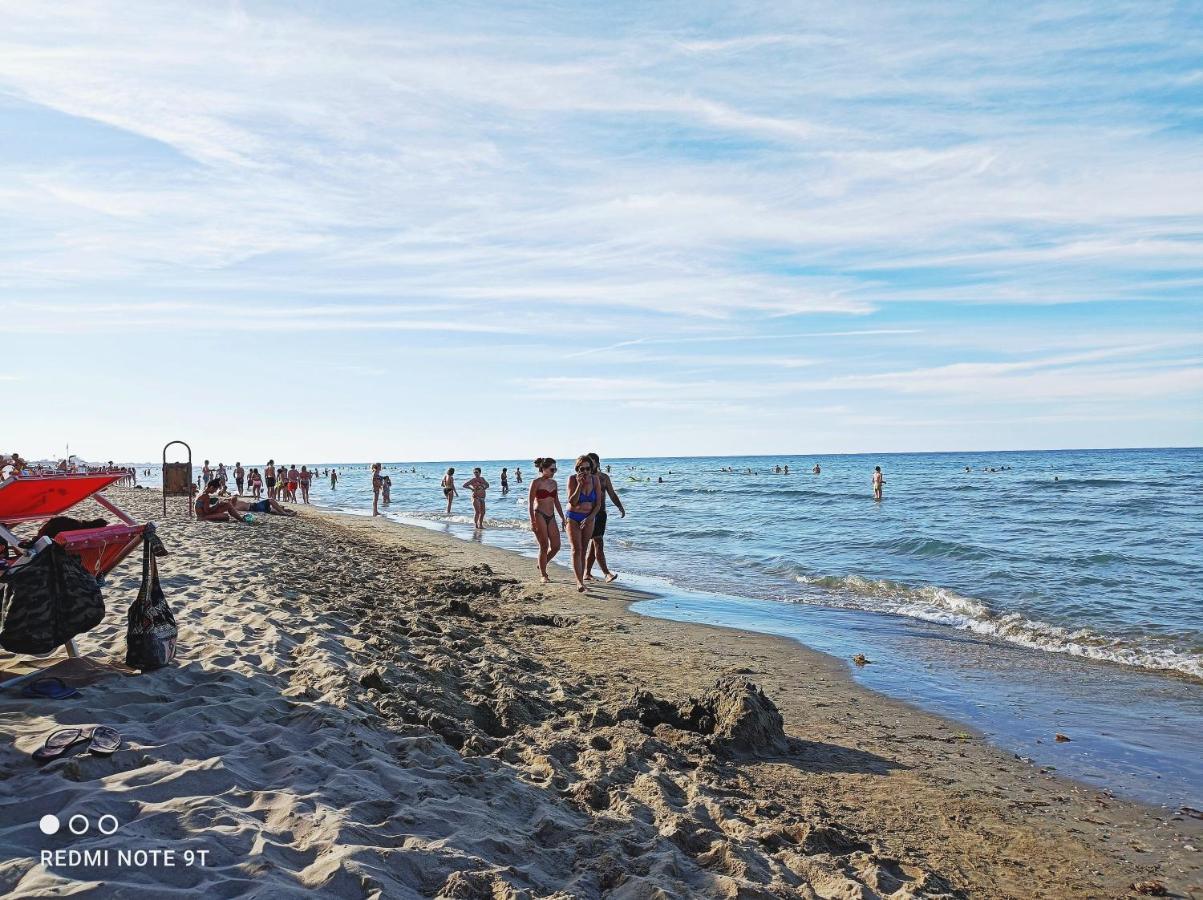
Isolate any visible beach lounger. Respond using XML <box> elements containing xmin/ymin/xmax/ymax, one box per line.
<box><xmin>0</xmin><ymin>471</ymin><xmax>149</xmax><ymax>687</ymax></box>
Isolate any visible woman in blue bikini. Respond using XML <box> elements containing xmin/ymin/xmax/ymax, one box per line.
<box><xmin>566</xmin><ymin>455</ymin><xmax>601</xmax><ymax>592</ymax></box>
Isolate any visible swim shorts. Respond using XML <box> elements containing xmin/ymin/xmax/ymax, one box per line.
<box><xmin>250</xmin><ymin>500</ymin><xmax>270</xmax><ymax>513</ymax></box>
<box><xmin>593</xmin><ymin>509</ymin><xmax>607</xmax><ymax>538</ymax></box>
<box><xmin>265</xmin><ymin>476</ymin><xmax>276</xmax><ymax>488</ymax></box>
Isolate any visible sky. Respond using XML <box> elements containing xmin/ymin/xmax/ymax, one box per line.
<box><xmin>1</xmin><ymin>1</ymin><xmax>1201</xmax><ymax>464</ymax></box>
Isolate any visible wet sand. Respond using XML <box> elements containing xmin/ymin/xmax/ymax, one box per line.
<box><xmin>1</xmin><ymin>487</ymin><xmax>1199</xmax><ymax>898</ymax></box>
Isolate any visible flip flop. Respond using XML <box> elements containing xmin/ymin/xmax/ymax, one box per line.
<box><xmin>21</xmin><ymin>677</ymin><xmax>80</xmax><ymax>700</ymax></box>
<box><xmin>88</xmin><ymin>726</ymin><xmax>121</xmax><ymax>756</ymax></box>
<box><xmin>33</xmin><ymin>727</ymin><xmax>91</xmax><ymax>762</ymax></box>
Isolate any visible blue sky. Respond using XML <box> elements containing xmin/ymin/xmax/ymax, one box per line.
<box><xmin>2</xmin><ymin>1</ymin><xmax>1201</xmax><ymax>463</ymax></box>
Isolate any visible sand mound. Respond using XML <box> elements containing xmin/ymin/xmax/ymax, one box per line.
<box><xmin>617</xmin><ymin>677</ymin><xmax>789</xmax><ymax>756</ymax></box>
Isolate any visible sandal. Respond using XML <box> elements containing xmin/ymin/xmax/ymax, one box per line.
<box><xmin>21</xmin><ymin>677</ymin><xmax>80</xmax><ymax>700</ymax></box>
<box><xmin>32</xmin><ymin>727</ymin><xmax>91</xmax><ymax>762</ymax></box>
<box><xmin>88</xmin><ymin>726</ymin><xmax>121</xmax><ymax>756</ymax></box>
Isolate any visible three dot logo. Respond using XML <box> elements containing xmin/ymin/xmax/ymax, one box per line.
<box><xmin>39</xmin><ymin>814</ymin><xmax>119</xmax><ymax>836</ymax></box>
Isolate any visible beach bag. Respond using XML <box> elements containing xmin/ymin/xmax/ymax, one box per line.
<box><xmin>0</xmin><ymin>543</ymin><xmax>105</xmax><ymax>655</ymax></box>
<box><xmin>125</xmin><ymin>531</ymin><xmax>177</xmax><ymax>670</ymax></box>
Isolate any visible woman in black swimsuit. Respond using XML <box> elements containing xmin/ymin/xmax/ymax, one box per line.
<box><xmin>442</xmin><ymin>467</ymin><xmax>457</xmax><ymax>514</ymax></box>
<box><xmin>528</xmin><ymin>457</ymin><xmax>565</xmax><ymax>584</ymax></box>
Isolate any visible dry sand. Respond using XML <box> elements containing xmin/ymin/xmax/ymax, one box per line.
<box><xmin>1</xmin><ymin>487</ymin><xmax>1199</xmax><ymax>899</ymax></box>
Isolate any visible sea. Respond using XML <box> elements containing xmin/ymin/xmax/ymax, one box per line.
<box><xmin>159</xmin><ymin>448</ymin><xmax>1202</xmax><ymax>808</ymax></box>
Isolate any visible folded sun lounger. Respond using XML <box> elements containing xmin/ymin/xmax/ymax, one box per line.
<box><xmin>0</xmin><ymin>471</ymin><xmax>150</xmax><ymax>687</ymax></box>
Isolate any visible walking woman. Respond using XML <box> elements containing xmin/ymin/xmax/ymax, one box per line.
<box><xmin>441</xmin><ymin>467</ymin><xmax>457</xmax><ymax>514</ymax></box>
<box><xmin>585</xmin><ymin>451</ymin><xmax>626</xmax><ymax>583</ymax></box>
<box><xmin>299</xmin><ymin>465</ymin><xmax>312</xmax><ymax>504</ymax></box>
<box><xmin>566</xmin><ymin>454</ymin><xmax>601</xmax><ymax>592</ymax></box>
<box><xmin>528</xmin><ymin>457</ymin><xmax>565</xmax><ymax>583</ymax></box>
<box><xmin>463</xmin><ymin>467</ymin><xmax>489</xmax><ymax>528</ymax></box>
<box><xmin>371</xmin><ymin>463</ymin><xmax>383</xmax><ymax>516</ymax></box>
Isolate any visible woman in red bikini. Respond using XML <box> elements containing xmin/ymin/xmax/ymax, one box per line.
<box><xmin>528</xmin><ymin>457</ymin><xmax>565</xmax><ymax>584</ymax></box>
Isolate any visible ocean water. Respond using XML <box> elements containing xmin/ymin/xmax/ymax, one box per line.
<box><xmin>162</xmin><ymin>448</ymin><xmax>1203</xmax><ymax>805</ymax></box>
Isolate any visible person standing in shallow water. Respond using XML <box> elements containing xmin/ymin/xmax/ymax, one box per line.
<box><xmin>528</xmin><ymin>457</ymin><xmax>565</xmax><ymax>584</ymax></box>
<box><xmin>441</xmin><ymin>467</ymin><xmax>457</xmax><ymax>514</ymax></box>
<box><xmin>463</xmin><ymin>468</ymin><xmax>489</xmax><ymax>528</ymax></box>
<box><xmin>371</xmin><ymin>463</ymin><xmax>383</xmax><ymax>516</ymax></box>
<box><xmin>585</xmin><ymin>451</ymin><xmax>625</xmax><ymax>583</ymax></box>
<box><xmin>500</xmin><ymin>468</ymin><xmax>509</xmax><ymax>495</ymax></box>
<box><xmin>872</xmin><ymin>465</ymin><xmax>885</xmax><ymax>501</ymax></box>
<box><xmin>515</xmin><ymin>468</ymin><xmax>522</xmax><ymax>484</ymax></box>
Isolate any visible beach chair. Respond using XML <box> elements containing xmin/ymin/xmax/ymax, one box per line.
<box><xmin>0</xmin><ymin>471</ymin><xmax>149</xmax><ymax>687</ymax></box>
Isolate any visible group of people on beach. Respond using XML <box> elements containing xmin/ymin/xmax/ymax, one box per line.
<box><xmin>192</xmin><ymin>459</ymin><xmax>344</xmax><ymax>523</ymax></box>
<box><xmin>363</xmin><ymin>453</ymin><xmax>626</xmax><ymax>592</ymax></box>
<box><xmin>197</xmin><ymin>460</ymin><xmax>341</xmax><ymax>506</ymax></box>
<box><xmin>525</xmin><ymin>452</ymin><xmax>625</xmax><ymax>592</ymax></box>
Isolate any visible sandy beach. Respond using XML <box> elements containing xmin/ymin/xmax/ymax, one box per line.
<box><xmin>1</xmin><ymin>487</ymin><xmax>1199</xmax><ymax>899</ymax></box>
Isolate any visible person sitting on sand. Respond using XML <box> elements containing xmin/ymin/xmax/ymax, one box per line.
<box><xmin>585</xmin><ymin>451</ymin><xmax>625</xmax><ymax>583</ymax></box>
<box><xmin>195</xmin><ymin>479</ymin><xmax>251</xmax><ymax>523</ymax></box>
<box><xmin>462</xmin><ymin>468</ymin><xmax>489</xmax><ymax>528</ymax></box>
<box><xmin>230</xmin><ymin>496</ymin><xmax>297</xmax><ymax>517</ymax></box>
<box><xmin>528</xmin><ymin>457</ymin><xmax>566</xmax><ymax>584</ymax></box>
<box><xmin>441</xmin><ymin>467</ymin><xmax>457</xmax><ymax>514</ymax></box>
<box><xmin>566</xmin><ymin>455</ymin><xmax>601</xmax><ymax>593</ymax></box>
<box><xmin>371</xmin><ymin>463</ymin><xmax>383</xmax><ymax>516</ymax></box>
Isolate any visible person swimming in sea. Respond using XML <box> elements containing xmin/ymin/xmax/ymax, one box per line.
<box><xmin>441</xmin><ymin>467</ymin><xmax>457</xmax><ymax>514</ymax></box>
<box><xmin>566</xmin><ymin>455</ymin><xmax>601</xmax><ymax>592</ymax></box>
<box><xmin>463</xmin><ymin>467</ymin><xmax>489</xmax><ymax>528</ymax></box>
<box><xmin>528</xmin><ymin>457</ymin><xmax>565</xmax><ymax>583</ymax></box>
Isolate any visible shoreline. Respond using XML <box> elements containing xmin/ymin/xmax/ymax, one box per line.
<box><xmin>322</xmin><ymin>498</ymin><xmax>1203</xmax><ymax>810</ymax></box>
<box><xmin>4</xmin><ymin>487</ymin><xmax>1198</xmax><ymax>898</ymax></box>
<box><xmin>309</xmin><ymin>503</ymin><xmax>1203</xmax><ymax>894</ymax></box>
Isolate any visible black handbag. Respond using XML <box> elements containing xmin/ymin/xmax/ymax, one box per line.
<box><xmin>125</xmin><ymin>530</ymin><xmax>177</xmax><ymax>670</ymax></box>
<box><xmin>0</xmin><ymin>543</ymin><xmax>105</xmax><ymax>655</ymax></box>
